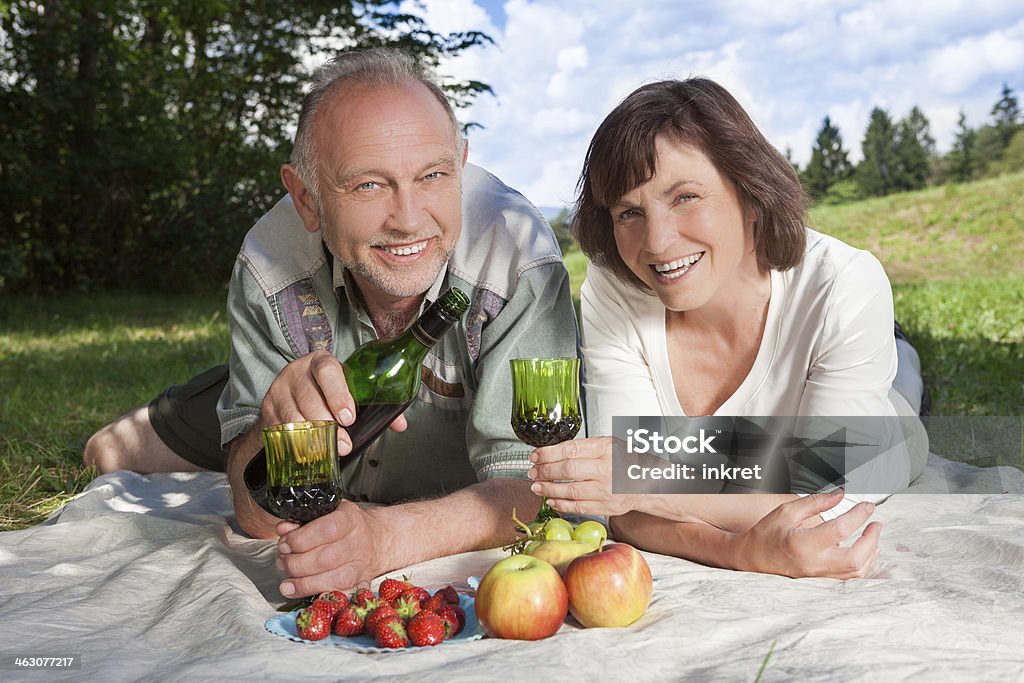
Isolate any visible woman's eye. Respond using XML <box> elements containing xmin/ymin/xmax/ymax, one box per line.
<box><xmin>675</xmin><ymin>193</ymin><xmax>698</xmax><ymax>204</ymax></box>
<box><xmin>615</xmin><ymin>209</ymin><xmax>638</xmax><ymax>221</ymax></box>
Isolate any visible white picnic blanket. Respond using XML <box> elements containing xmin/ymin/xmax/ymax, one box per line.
<box><xmin>1</xmin><ymin>454</ymin><xmax>1023</xmax><ymax>682</ymax></box>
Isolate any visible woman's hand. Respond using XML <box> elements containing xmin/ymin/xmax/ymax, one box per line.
<box><xmin>731</xmin><ymin>490</ymin><xmax>881</xmax><ymax>579</ymax></box>
<box><xmin>527</xmin><ymin>436</ymin><xmax>644</xmax><ymax>517</ymax></box>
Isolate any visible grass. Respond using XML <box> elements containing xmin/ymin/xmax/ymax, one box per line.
<box><xmin>0</xmin><ymin>291</ymin><xmax>229</xmax><ymax>530</ymax></box>
<box><xmin>2</xmin><ymin>173</ymin><xmax>1022</xmax><ymax>530</ymax></box>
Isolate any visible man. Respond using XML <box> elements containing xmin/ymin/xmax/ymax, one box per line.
<box><xmin>85</xmin><ymin>48</ymin><xmax>578</xmax><ymax>597</ymax></box>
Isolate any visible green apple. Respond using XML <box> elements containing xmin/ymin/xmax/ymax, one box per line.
<box><xmin>526</xmin><ymin>539</ymin><xmax>594</xmax><ymax>577</ymax></box>
<box><xmin>474</xmin><ymin>554</ymin><xmax>568</xmax><ymax>640</ymax></box>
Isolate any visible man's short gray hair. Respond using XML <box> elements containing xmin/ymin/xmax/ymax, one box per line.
<box><xmin>290</xmin><ymin>48</ymin><xmax>462</xmax><ymax>202</ymax></box>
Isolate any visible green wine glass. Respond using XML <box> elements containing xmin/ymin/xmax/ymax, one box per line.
<box><xmin>510</xmin><ymin>357</ymin><xmax>582</xmax><ymax>521</ymax></box>
<box><xmin>262</xmin><ymin>420</ymin><xmax>343</xmax><ymax>524</ymax></box>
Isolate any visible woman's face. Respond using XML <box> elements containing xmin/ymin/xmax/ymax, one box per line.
<box><xmin>610</xmin><ymin>137</ymin><xmax>759</xmax><ymax>312</ymax></box>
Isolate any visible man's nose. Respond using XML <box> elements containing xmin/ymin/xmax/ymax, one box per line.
<box><xmin>385</xmin><ymin>185</ymin><xmax>428</xmax><ymax>233</ymax></box>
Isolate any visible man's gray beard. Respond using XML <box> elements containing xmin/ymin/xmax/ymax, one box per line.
<box><xmin>316</xmin><ymin>199</ymin><xmax>454</xmax><ymax>299</ymax></box>
<box><xmin>340</xmin><ymin>247</ymin><xmax>452</xmax><ymax>299</ymax></box>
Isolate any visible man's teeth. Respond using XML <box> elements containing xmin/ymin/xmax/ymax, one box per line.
<box><xmin>384</xmin><ymin>242</ymin><xmax>427</xmax><ymax>256</ymax></box>
<box><xmin>653</xmin><ymin>252</ymin><xmax>703</xmax><ymax>278</ymax></box>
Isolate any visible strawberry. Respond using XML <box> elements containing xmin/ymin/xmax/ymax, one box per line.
<box><xmin>421</xmin><ymin>593</ymin><xmax>446</xmax><ymax>613</ymax></box>
<box><xmin>295</xmin><ymin>607</ymin><xmax>331</xmax><ymax>641</ymax></box>
<box><xmin>436</xmin><ymin>603</ymin><xmax>465</xmax><ymax>637</ymax></box>
<box><xmin>436</xmin><ymin>585</ymin><xmax>460</xmax><ymax>606</ymax></box>
<box><xmin>375</xmin><ymin>618</ymin><xmax>410</xmax><ymax>649</ymax></box>
<box><xmin>351</xmin><ymin>588</ymin><xmax>378</xmax><ymax>610</ymax></box>
<box><xmin>392</xmin><ymin>595</ymin><xmax>421</xmax><ymax>623</ymax></box>
<box><xmin>397</xmin><ymin>586</ymin><xmax>430</xmax><ymax>606</ymax></box>
<box><xmin>407</xmin><ymin>611</ymin><xmax>446</xmax><ymax>647</ymax></box>
<box><xmin>378</xmin><ymin>577</ymin><xmax>412</xmax><ymax>602</ymax></box>
<box><xmin>311</xmin><ymin>591</ymin><xmax>348</xmax><ymax>621</ymax></box>
<box><xmin>333</xmin><ymin>605</ymin><xmax>368</xmax><ymax>637</ymax></box>
<box><xmin>364</xmin><ymin>604</ymin><xmax>400</xmax><ymax>637</ymax></box>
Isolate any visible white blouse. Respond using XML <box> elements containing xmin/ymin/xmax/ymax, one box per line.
<box><xmin>581</xmin><ymin>229</ymin><xmax>927</xmax><ymax>519</ymax></box>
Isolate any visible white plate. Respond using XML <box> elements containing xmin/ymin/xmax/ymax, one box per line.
<box><xmin>265</xmin><ymin>593</ymin><xmax>483</xmax><ymax>653</ymax></box>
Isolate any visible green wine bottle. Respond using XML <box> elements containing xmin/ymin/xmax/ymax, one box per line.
<box><xmin>245</xmin><ymin>287</ymin><xmax>471</xmax><ymax>507</ymax></box>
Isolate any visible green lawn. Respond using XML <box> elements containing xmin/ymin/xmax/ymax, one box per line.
<box><xmin>2</xmin><ymin>173</ymin><xmax>1022</xmax><ymax>530</ymax></box>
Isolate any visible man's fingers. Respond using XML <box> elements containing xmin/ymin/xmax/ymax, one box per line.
<box><xmin>280</xmin><ymin>564</ymin><xmax>361</xmax><ymax>599</ymax></box>
<box><xmin>389</xmin><ymin>414</ymin><xmax>408</xmax><ymax>433</ymax></box>
<box><xmin>307</xmin><ymin>351</ymin><xmax>354</xmax><ymax>425</ymax></box>
<box><xmin>279</xmin><ymin>502</ymin><xmax>353</xmax><ymax>555</ymax></box>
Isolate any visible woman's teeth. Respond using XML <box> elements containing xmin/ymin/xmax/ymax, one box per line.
<box><xmin>384</xmin><ymin>241</ymin><xmax>427</xmax><ymax>256</ymax></box>
<box><xmin>653</xmin><ymin>252</ymin><xmax>703</xmax><ymax>279</ymax></box>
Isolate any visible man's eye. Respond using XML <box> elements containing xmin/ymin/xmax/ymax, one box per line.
<box><xmin>424</xmin><ymin>171</ymin><xmax>444</xmax><ymax>181</ymax></box>
<box><xmin>357</xmin><ymin>181</ymin><xmax>379</xmax><ymax>191</ymax></box>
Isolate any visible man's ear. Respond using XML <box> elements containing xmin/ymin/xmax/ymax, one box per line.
<box><xmin>281</xmin><ymin>164</ymin><xmax>321</xmax><ymax>233</ymax></box>
<box><xmin>461</xmin><ymin>137</ymin><xmax>469</xmax><ymax>167</ymax></box>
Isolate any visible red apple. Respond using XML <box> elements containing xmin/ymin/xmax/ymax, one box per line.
<box><xmin>474</xmin><ymin>554</ymin><xmax>568</xmax><ymax>640</ymax></box>
<box><xmin>564</xmin><ymin>543</ymin><xmax>652</xmax><ymax>628</ymax></box>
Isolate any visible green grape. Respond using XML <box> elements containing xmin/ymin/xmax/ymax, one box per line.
<box><xmin>542</xmin><ymin>524</ymin><xmax>573</xmax><ymax>541</ymax></box>
<box><xmin>571</xmin><ymin>520</ymin><xmax>608</xmax><ymax>549</ymax></box>
<box><xmin>544</xmin><ymin>518</ymin><xmax>574</xmax><ymax>535</ymax></box>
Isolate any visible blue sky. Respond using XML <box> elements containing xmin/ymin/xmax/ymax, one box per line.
<box><xmin>400</xmin><ymin>0</ymin><xmax>1024</xmax><ymax>208</ymax></box>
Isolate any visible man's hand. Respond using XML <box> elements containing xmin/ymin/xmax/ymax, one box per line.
<box><xmin>731</xmin><ymin>490</ymin><xmax>881</xmax><ymax>579</ymax></box>
<box><xmin>273</xmin><ymin>478</ymin><xmax>541</xmax><ymax>597</ymax></box>
<box><xmin>274</xmin><ymin>502</ymin><xmax>389</xmax><ymax>596</ymax></box>
<box><xmin>261</xmin><ymin>350</ymin><xmax>406</xmax><ymax>455</ymax></box>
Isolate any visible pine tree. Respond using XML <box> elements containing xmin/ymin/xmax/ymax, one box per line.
<box><xmin>946</xmin><ymin>110</ymin><xmax>976</xmax><ymax>182</ymax></box>
<box><xmin>991</xmin><ymin>82</ymin><xmax>1021</xmax><ymax>149</ymax></box>
<box><xmin>895</xmin><ymin>106</ymin><xmax>935</xmax><ymax>191</ymax></box>
<box><xmin>856</xmin><ymin>107</ymin><xmax>899</xmax><ymax>197</ymax></box>
<box><xmin>802</xmin><ymin>116</ymin><xmax>852</xmax><ymax>199</ymax></box>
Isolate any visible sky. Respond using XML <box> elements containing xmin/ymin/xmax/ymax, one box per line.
<box><xmin>398</xmin><ymin>0</ymin><xmax>1024</xmax><ymax>209</ymax></box>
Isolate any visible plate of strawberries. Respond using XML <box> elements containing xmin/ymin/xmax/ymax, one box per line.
<box><xmin>265</xmin><ymin>578</ymin><xmax>484</xmax><ymax>652</ymax></box>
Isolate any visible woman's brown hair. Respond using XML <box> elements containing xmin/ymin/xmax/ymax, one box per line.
<box><xmin>572</xmin><ymin>78</ymin><xmax>807</xmax><ymax>290</ymax></box>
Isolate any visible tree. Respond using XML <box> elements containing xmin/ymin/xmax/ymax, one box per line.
<box><xmin>894</xmin><ymin>106</ymin><xmax>935</xmax><ymax>191</ymax></box>
<box><xmin>0</xmin><ymin>1</ymin><xmax>493</xmax><ymax>293</ymax></box>
<box><xmin>856</xmin><ymin>107</ymin><xmax>899</xmax><ymax>197</ymax></box>
<box><xmin>991</xmin><ymin>82</ymin><xmax>1021</xmax><ymax>149</ymax></box>
<box><xmin>801</xmin><ymin>116</ymin><xmax>852</xmax><ymax>199</ymax></box>
<box><xmin>548</xmin><ymin>208</ymin><xmax>576</xmax><ymax>256</ymax></box>
<box><xmin>945</xmin><ymin>111</ymin><xmax>976</xmax><ymax>182</ymax></box>
<box><xmin>973</xmin><ymin>83</ymin><xmax>1021</xmax><ymax>176</ymax></box>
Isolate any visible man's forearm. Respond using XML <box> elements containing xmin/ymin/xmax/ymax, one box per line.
<box><xmin>226</xmin><ymin>425</ymin><xmax>282</xmax><ymax>539</ymax></box>
<box><xmin>369</xmin><ymin>477</ymin><xmax>541</xmax><ymax>573</ymax></box>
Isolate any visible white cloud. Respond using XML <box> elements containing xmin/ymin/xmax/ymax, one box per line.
<box><xmin>405</xmin><ymin>0</ymin><xmax>1024</xmax><ymax>206</ymax></box>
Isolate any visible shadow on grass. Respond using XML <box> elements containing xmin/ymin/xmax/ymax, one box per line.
<box><xmin>908</xmin><ymin>328</ymin><xmax>1024</xmax><ymax>417</ymax></box>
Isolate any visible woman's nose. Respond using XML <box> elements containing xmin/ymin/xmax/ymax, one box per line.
<box><xmin>641</xmin><ymin>211</ymin><xmax>679</xmax><ymax>256</ymax></box>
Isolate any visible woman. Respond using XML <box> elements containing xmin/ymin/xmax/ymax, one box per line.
<box><xmin>528</xmin><ymin>78</ymin><xmax>928</xmax><ymax>579</ymax></box>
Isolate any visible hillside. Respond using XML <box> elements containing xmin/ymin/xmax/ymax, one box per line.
<box><xmin>809</xmin><ymin>172</ymin><xmax>1024</xmax><ymax>283</ymax></box>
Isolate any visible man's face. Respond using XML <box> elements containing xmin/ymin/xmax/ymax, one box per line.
<box><xmin>311</xmin><ymin>80</ymin><xmax>465</xmax><ymax>301</ymax></box>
